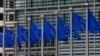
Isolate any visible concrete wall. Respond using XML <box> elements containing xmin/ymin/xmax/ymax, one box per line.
<box><xmin>0</xmin><ymin>7</ymin><xmax>4</xmax><ymax>13</ymax></box>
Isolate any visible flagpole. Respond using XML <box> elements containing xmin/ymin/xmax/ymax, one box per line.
<box><xmin>24</xmin><ymin>0</ymin><xmax>27</xmax><ymax>55</ymax></box>
<box><xmin>15</xmin><ymin>21</ymin><xmax>18</xmax><ymax>56</ymax></box>
<box><xmin>28</xmin><ymin>18</ymin><xmax>31</xmax><ymax>56</ymax></box>
<box><xmin>55</xmin><ymin>0</ymin><xmax>60</xmax><ymax>56</ymax></box>
<box><xmin>55</xmin><ymin>11</ymin><xmax>59</xmax><ymax>56</ymax></box>
<box><xmin>3</xmin><ymin>0</ymin><xmax>5</xmax><ymax>55</ymax></box>
<box><xmin>69</xmin><ymin>7</ymin><xmax>73</xmax><ymax>56</ymax></box>
<box><xmin>93</xmin><ymin>0</ymin><xmax>96</xmax><ymax>56</ymax></box>
<box><xmin>3</xmin><ymin>20</ymin><xmax>6</xmax><ymax>56</ymax></box>
<box><xmin>84</xmin><ymin>3</ymin><xmax>89</xmax><ymax>56</ymax></box>
<box><xmin>13</xmin><ymin>0</ymin><xmax>18</xmax><ymax>56</ymax></box>
<box><xmin>40</xmin><ymin>15</ymin><xmax>44</xmax><ymax>56</ymax></box>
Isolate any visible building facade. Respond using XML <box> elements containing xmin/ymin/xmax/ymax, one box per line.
<box><xmin>3</xmin><ymin>0</ymin><xmax>100</xmax><ymax>56</ymax></box>
<box><xmin>0</xmin><ymin>0</ymin><xmax>3</xmax><ymax>33</ymax></box>
<box><xmin>0</xmin><ymin>0</ymin><xmax>3</xmax><ymax>55</ymax></box>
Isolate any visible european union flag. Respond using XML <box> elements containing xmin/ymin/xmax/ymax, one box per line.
<box><xmin>58</xmin><ymin>28</ymin><xmax>68</xmax><ymax>42</ymax></box>
<box><xmin>72</xmin><ymin>10</ymin><xmax>100</xmax><ymax>34</ymax></box>
<box><xmin>31</xmin><ymin>21</ymin><xmax>56</xmax><ymax>43</ymax></box>
<box><xmin>58</xmin><ymin>16</ymin><xmax>80</xmax><ymax>40</ymax></box>
<box><xmin>44</xmin><ymin>20</ymin><xmax>55</xmax><ymax>42</ymax></box>
<box><xmin>17</xmin><ymin>25</ymin><xmax>28</xmax><ymax>47</ymax></box>
<box><xmin>44</xmin><ymin>19</ymin><xmax>68</xmax><ymax>42</ymax></box>
<box><xmin>88</xmin><ymin>9</ymin><xmax>100</xmax><ymax>34</ymax></box>
<box><xmin>0</xmin><ymin>28</ymin><xmax>15</xmax><ymax>47</ymax></box>
<box><xmin>31</xmin><ymin>22</ymin><xmax>41</xmax><ymax>44</ymax></box>
<box><xmin>72</xmin><ymin>12</ymin><xmax>86</xmax><ymax>32</ymax></box>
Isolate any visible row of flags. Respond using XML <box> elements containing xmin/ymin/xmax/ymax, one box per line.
<box><xmin>0</xmin><ymin>9</ymin><xmax>100</xmax><ymax>48</ymax></box>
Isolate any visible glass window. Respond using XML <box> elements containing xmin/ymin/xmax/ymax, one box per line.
<box><xmin>99</xmin><ymin>11</ymin><xmax>100</xmax><ymax>22</ymax></box>
<box><xmin>9</xmin><ymin>14</ymin><xmax>14</xmax><ymax>21</ymax></box>
<box><xmin>9</xmin><ymin>54</ymin><xmax>13</xmax><ymax>56</ymax></box>
<box><xmin>0</xmin><ymin>14</ymin><xmax>3</xmax><ymax>20</ymax></box>
<box><xmin>0</xmin><ymin>27</ymin><xmax>3</xmax><ymax>32</ymax></box>
<box><xmin>0</xmin><ymin>54</ymin><xmax>2</xmax><ymax>56</ymax></box>
<box><xmin>9</xmin><ymin>1</ymin><xmax>14</xmax><ymax>8</ymax></box>
<box><xmin>50</xmin><ymin>39</ymin><xmax>55</xmax><ymax>46</ymax></box>
<box><xmin>95</xmin><ymin>0</ymin><xmax>98</xmax><ymax>2</ymax></box>
<box><xmin>0</xmin><ymin>0</ymin><xmax>3</xmax><ymax>7</ymax></box>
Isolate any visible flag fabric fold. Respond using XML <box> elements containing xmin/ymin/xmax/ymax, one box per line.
<box><xmin>58</xmin><ymin>16</ymin><xmax>80</xmax><ymax>40</ymax></box>
<box><xmin>5</xmin><ymin>28</ymin><xmax>15</xmax><ymax>47</ymax></box>
<box><xmin>72</xmin><ymin>12</ymin><xmax>86</xmax><ymax>32</ymax></box>
<box><xmin>30</xmin><ymin>22</ymin><xmax>41</xmax><ymax>44</ymax></box>
<box><xmin>31</xmin><ymin>21</ymin><xmax>55</xmax><ymax>44</ymax></box>
<box><xmin>17</xmin><ymin>25</ymin><xmax>28</xmax><ymax>47</ymax></box>
<box><xmin>44</xmin><ymin>20</ymin><xmax>55</xmax><ymax>42</ymax></box>
<box><xmin>72</xmin><ymin>10</ymin><xmax>100</xmax><ymax>34</ymax></box>
<box><xmin>0</xmin><ymin>28</ymin><xmax>15</xmax><ymax>47</ymax></box>
<box><xmin>88</xmin><ymin>9</ymin><xmax>100</xmax><ymax>34</ymax></box>
<box><xmin>58</xmin><ymin>29</ymin><xmax>68</xmax><ymax>42</ymax></box>
<box><xmin>44</xmin><ymin>19</ymin><xmax>68</xmax><ymax>42</ymax></box>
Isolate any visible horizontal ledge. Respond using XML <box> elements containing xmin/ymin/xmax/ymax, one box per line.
<box><xmin>0</xmin><ymin>21</ymin><xmax>17</xmax><ymax>27</ymax></box>
<box><xmin>5</xmin><ymin>21</ymin><xmax>17</xmax><ymax>24</ymax></box>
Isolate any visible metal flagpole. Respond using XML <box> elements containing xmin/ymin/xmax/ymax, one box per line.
<box><xmin>93</xmin><ymin>0</ymin><xmax>96</xmax><ymax>14</ymax></box>
<box><xmin>84</xmin><ymin>3</ymin><xmax>89</xmax><ymax>56</ymax></box>
<box><xmin>93</xmin><ymin>0</ymin><xmax>96</xmax><ymax>56</ymax></box>
<box><xmin>3</xmin><ymin>0</ymin><xmax>5</xmax><ymax>55</ymax></box>
<box><xmin>55</xmin><ymin>0</ymin><xmax>60</xmax><ymax>55</ymax></box>
<box><xmin>24</xmin><ymin>0</ymin><xmax>27</xmax><ymax>55</ymax></box>
<box><xmin>3</xmin><ymin>20</ymin><xmax>6</xmax><ymax>56</ymax></box>
<box><xmin>69</xmin><ymin>7</ymin><xmax>73</xmax><ymax>56</ymax></box>
<box><xmin>24</xmin><ymin>41</ymin><xmax>26</xmax><ymax>56</ymax></box>
<box><xmin>40</xmin><ymin>15</ymin><xmax>44</xmax><ymax>56</ymax></box>
<box><xmin>15</xmin><ymin>21</ymin><xmax>18</xmax><ymax>56</ymax></box>
<box><xmin>28</xmin><ymin>18</ymin><xmax>31</xmax><ymax>56</ymax></box>
<box><xmin>14</xmin><ymin>0</ymin><xmax>18</xmax><ymax>56</ymax></box>
<box><xmin>55</xmin><ymin>11</ymin><xmax>59</xmax><ymax>56</ymax></box>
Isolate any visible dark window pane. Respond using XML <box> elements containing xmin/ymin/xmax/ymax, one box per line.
<box><xmin>0</xmin><ymin>0</ymin><xmax>3</xmax><ymax>7</ymax></box>
<box><xmin>0</xmin><ymin>27</ymin><xmax>3</xmax><ymax>32</ymax></box>
<box><xmin>9</xmin><ymin>1</ymin><xmax>14</xmax><ymax>8</ymax></box>
<box><xmin>9</xmin><ymin>14</ymin><xmax>14</xmax><ymax>21</ymax></box>
<box><xmin>51</xmin><ymin>39</ymin><xmax>55</xmax><ymax>46</ymax></box>
<box><xmin>9</xmin><ymin>54</ymin><xmax>13</xmax><ymax>56</ymax></box>
<box><xmin>95</xmin><ymin>0</ymin><xmax>100</xmax><ymax>2</ymax></box>
<box><xmin>0</xmin><ymin>14</ymin><xmax>3</xmax><ymax>20</ymax></box>
<box><xmin>99</xmin><ymin>11</ymin><xmax>100</xmax><ymax>22</ymax></box>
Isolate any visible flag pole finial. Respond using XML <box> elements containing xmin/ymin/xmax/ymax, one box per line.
<box><xmin>69</xmin><ymin>7</ymin><xmax>73</xmax><ymax>11</ymax></box>
<box><xmin>27</xmin><ymin>18</ymin><xmax>31</xmax><ymax>21</ymax></box>
<box><xmin>54</xmin><ymin>11</ymin><xmax>59</xmax><ymax>15</ymax></box>
<box><xmin>40</xmin><ymin>15</ymin><xmax>44</xmax><ymax>18</ymax></box>
<box><xmin>84</xmin><ymin>3</ymin><xmax>89</xmax><ymax>6</ymax></box>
